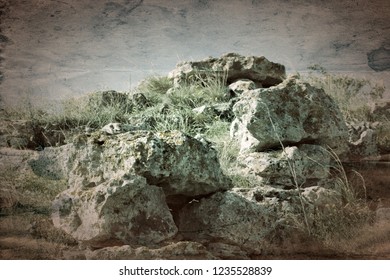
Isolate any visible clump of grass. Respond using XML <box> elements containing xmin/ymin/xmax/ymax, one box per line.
<box><xmin>129</xmin><ymin>73</ymin><xmax>230</xmax><ymax>135</ymax></box>
<box><xmin>303</xmin><ymin>70</ymin><xmax>384</xmax><ymax>122</ymax></box>
<box><xmin>300</xmin><ymin>148</ymin><xmax>373</xmax><ymax>250</ymax></box>
<box><xmin>137</xmin><ymin>75</ymin><xmax>173</xmax><ymax>96</ymax></box>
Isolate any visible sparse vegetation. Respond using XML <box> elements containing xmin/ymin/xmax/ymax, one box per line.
<box><xmin>0</xmin><ymin>70</ymin><xmax>389</xmax><ymax>259</ymax></box>
<box><xmin>304</xmin><ymin>67</ymin><xmax>385</xmax><ymax>122</ymax></box>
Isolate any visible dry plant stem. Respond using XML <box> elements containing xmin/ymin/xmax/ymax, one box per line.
<box><xmin>263</xmin><ymin>103</ymin><xmax>311</xmax><ymax>235</ymax></box>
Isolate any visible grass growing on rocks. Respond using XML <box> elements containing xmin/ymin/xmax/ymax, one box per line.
<box><xmin>304</xmin><ymin>66</ymin><xmax>385</xmax><ymax>122</ymax></box>
<box><xmin>1</xmin><ymin>71</ymin><xmax>388</xmax><ymax>258</ymax></box>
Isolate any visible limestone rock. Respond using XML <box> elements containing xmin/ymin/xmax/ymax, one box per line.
<box><xmin>206</xmin><ymin>242</ymin><xmax>250</xmax><ymax>260</ymax></box>
<box><xmin>67</xmin><ymin>130</ymin><xmax>231</xmax><ymax>197</ymax></box>
<box><xmin>178</xmin><ymin>191</ymin><xmax>280</xmax><ymax>254</ymax></box>
<box><xmin>237</xmin><ymin>144</ymin><xmax>331</xmax><ymax>188</ymax></box>
<box><xmin>28</xmin><ymin>144</ymin><xmax>75</xmax><ymax>180</ymax></box>
<box><xmin>168</xmin><ymin>53</ymin><xmax>286</xmax><ymax>88</ymax></box>
<box><xmin>301</xmin><ymin>186</ymin><xmax>341</xmax><ymax>208</ymax></box>
<box><xmin>231</xmin><ymin>76</ymin><xmax>349</xmax><ymax>155</ymax></box>
<box><xmin>52</xmin><ymin>175</ymin><xmax>177</xmax><ymax>247</ymax></box>
<box><xmin>52</xmin><ymin>130</ymin><xmax>231</xmax><ymax>245</ymax></box>
<box><xmin>228</xmin><ymin>79</ymin><xmax>256</xmax><ymax>96</ymax></box>
<box><xmin>85</xmin><ymin>241</ymin><xmax>217</xmax><ymax>260</ymax></box>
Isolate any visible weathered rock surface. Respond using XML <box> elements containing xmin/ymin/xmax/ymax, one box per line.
<box><xmin>51</xmin><ymin>130</ymin><xmax>232</xmax><ymax>246</ymax></box>
<box><xmin>85</xmin><ymin>241</ymin><xmax>217</xmax><ymax>260</ymax></box>
<box><xmin>231</xmin><ymin>75</ymin><xmax>349</xmax><ymax>155</ymax></box>
<box><xmin>68</xmin><ymin>130</ymin><xmax>231</xmax><ymax>197</ymax></box>
<box><xmin>28</xmin><ymin>144</ymin><xmax>75</xmax><ymax>180</ymax></box>
<box><xmin>228</xmin><ymin>79</ymin><xmax>256</xmax><ymax>96</ymax></box>
<box><xmin>52</xmin><ymin>175</ymin><xmax>177</xmax><ymax>247</ymax></box>
<box><xmin>168</xmin><ymin>53</ymin><xmax>286</xmax><ymax>88</ymax></box>
<box><xmin>178</xmin><ymin>191</ymin><xmax>280</xmax><ymax>254</ymax></box>
<box><xmin>237</xmin><ymin>144</ymin><xmax>331</xmax><ymax>188</ymax></box>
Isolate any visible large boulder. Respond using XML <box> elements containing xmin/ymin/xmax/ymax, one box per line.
<box><xmin>178</xmin><ymin>185</ymin><xmax>341</xmax><ymax>254</ymax></box>
<box><xmin>231</xmin><ymin>75</ymin><xmax>349</xmax><ymax>155</ymax></box>
<box><xmin>178</xmin><ymin>191</ymin><xmax>280</xmax><ymax>254</ymax></box>
<box><xmin>51</xmin><ymin>130</ymin><xmax>232</xmax><ymax>246</ymax></box>
<box><xmin>168</xmin><ymin>53</ymin><xmax>286</xmax><ymax>88</ymax></box>
<box><xmin>52</xmin><ymin>175</ymin><xmax>177</xmax><ymax>247</ymax></box>
<box><xmin>67</xmin><ymin>130</ymin><xmax>232</xmax><ymax>197</ymax></box>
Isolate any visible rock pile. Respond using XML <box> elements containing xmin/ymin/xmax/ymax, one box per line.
<box><xmin>5</xmin><ymin>53</ymin><xmax>383</xmax><ymax>259</ymax></box>
<box><xmin>51</xmin><ymin>130</ymin><xmax>232</xmax><ymax>248</ymax></box>
<box><xmin>46</xmin><ymin>54</ymin><xmax>354</xmax><ymax>257</ymax></box>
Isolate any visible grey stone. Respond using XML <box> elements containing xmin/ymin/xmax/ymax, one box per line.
<box><xmin>168</xmin><ymin>53</ymin><xmax>286</xmax><ymax>88</ymax></box>
<box><xmin>231</xmin><ymin>75</ymin><xmax>349</xmax><ymax>155</ymax></box>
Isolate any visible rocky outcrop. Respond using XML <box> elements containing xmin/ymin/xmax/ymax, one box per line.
<box><xmin>178</xmin><ymin>191</ymin><xmax>280</xmax><ymax>255</ymax></box>
<box><xmin>237</xmin><ymin>144</ymin><xmax>331</xmax><ymax>188</ymax></box>
<box><xmin>85</xmin><ymin>241</ymin><xmax>217</xmax><ymax>260</ymax></box>
<box><xmin>51</xmin><ymin>130</ymin><xmax>232</xmax><ymax>247</ymax></box>
<box><xmin>3</xmin><ymin>53</ymin><xmax>371</xmax><ymax>259</ymax></box>
<box><xmin>168</xmin><ymin>53</ymin><xmax>286</xmax><ymax>88</ymax></box>
<box><xmin>176</xmin><ymin>183</ymin><xmax>342</xmax><ymax>255</ymax></box>
<box><xmin>231</xmin><ymin>75</ymin><xmax>349</xmax><ymax>155</ymax></box>
<box><xmin>52</xmin><ymin>175</ymin><xmax>178</xmax><ymax>247</ymax></box>
<box><xmin>67</xmin><ymin>130</ymin><xmax>231</xmax><ymax>197</ymax></box>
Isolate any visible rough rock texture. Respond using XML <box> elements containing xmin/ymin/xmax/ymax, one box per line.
<box><xmin>228</xmin><ymin>79</ymin><xmax>257</xmax><ymax>96</ymax></box>
<box><xmin>51</xmin><ymin>130</ymin><xmax>232</xmax><ymax>246</ymax></box>
<box><xmin>178</xmin><ymin>191</ymin><xmax>280</xmax><ymax>254</ymax></box>
<box><xmin>67</xmin><ymin>130</ymin><xmax>231</xmax><ymax>197</ymax></box>
<box><xmin>52</xmin><ymin>175</ymin><xmax>177</xmax><ymax>247</ymax></box>
<box><xmin>228</xmin><ymin>79</ymin><xmax>256</xmax><ymax>97</ymax></box>
<box><xmin>231</xmin><ymin>75</ymin><xmax>349</xmax><ymax>155</ymax></box>
<box><xmin>177</xmin><ymin>184</ymin><xmax>342</xmax><ymax>255</ymax></box>
<box><xmin>28</xmin><ymin>144</ymin><xmax>75</xmax><ymax>180</ymax></box>
<box><xmin>237</xmin><ymin>144</ymin><xmax>331</xmax><ymax>188</ymax></box>
<box><xmin>168</xmin><ymin>53</ymin><xmax>286</xmax><ymax>88</ymax></box>
<box><xmin>85</xmin><ymin>241</ymin><xmax>217</xmax><ymax>260</ymax></box>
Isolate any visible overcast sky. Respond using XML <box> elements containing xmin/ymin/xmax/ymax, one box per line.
<box><xmin>0</xmin><ymin>0</ymin><xmax>389</xmax><ymax>104</ymax></box>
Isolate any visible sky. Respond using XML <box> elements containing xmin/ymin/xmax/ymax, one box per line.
<box><xmin>0</xmin><ymin>0</ymin><xmax>389</xmax><ymax>104</ymax></box>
